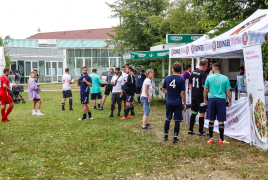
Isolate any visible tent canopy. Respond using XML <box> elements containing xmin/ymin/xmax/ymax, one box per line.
<box><xmin>169</xmin><ymin>9</ymin><xmax>268</xmax><ymax>59</ymax></box>
<box><xmin>123</xmin><ymin>50</ymin><xmax>169</xmax><ymax>61</ymax></box>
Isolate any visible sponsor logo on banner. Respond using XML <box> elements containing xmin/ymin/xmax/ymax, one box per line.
<box><xmin>230</xmin><ymin>14</ymin><xmax>267</xmax><ymax>36</ymax></box>
<box><xmin>217</xmin><ymin>39</ymin><xmax>231</xmax><ymax>49</ymax></box>
<box><xmin>132</xmin><ymin>55</ymin><xmax>135</xmax><ymax>59</ymax></box>
<box><xmin>191</xmin><ymin>36</ymin><xmax>201</xmax><ymax>41</ymax></box>
<box><xmin>157</xmin><ymin>52</ymin><xmax>167</xmax><ymax>57</ymax></box>
<box><xmin>204</xmin><ymin>43</ymin><xmax>213</xmax><ymax>52</ymax></box>
<box><xmin>265</xmin><ymin>32</ymin><xmax>268</xmax><ymax>43</ymax></box>
<box><xmin>191</xmin><ymin>45</ymin><xmax>194</xmax><ymax>54</ymax></box>
<box><xmin>186</xmin><ymin>46</ymin><xmax>189</xmax><ymax>54</ymax></box>
<box><xmin>171</xmin><ymin>48</ymin><xmax>174</xmax><ymax>56</ymax></box>
<box><xmin>231</xmin><ymin>36</ymin><xmax>242</xmax><ymax>47</ymax></box>
<box><xmin>149</xmin><ymin>53</ymin><xmax>153</xmax><ymax>57</ymax></box>
<box><xmin>212</xmin><ymin>41</ymin><xmax>217</xmax><ymax>51</ymax></box>
<box><xmin>170</xmin><ymin>36</ymin><xmax>183</xmax><ymax>42</ymax></box>
<box><xmin>138</xmin><ymin>54</ymin><xmax>146</xmax><ymax>57</ymax></box>
<box><xmin>242</xmin><ymin>32</ymin><xmax>248</xmax><ymax>45</ymax></box>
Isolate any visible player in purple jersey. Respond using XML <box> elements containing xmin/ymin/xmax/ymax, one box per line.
<box><xmin>161</xmin><ymin>63</ymin><xmax>186</xmax><ymax>143</ymax></box>
<box><xmin>136</xmin><ymin>70</ymin><xmax>146</xmax><ymax>105</ymax></box>
<box><xmin>77</xmin><ymin>66</ymin><xmax>93</xmax><ymax>120</ymax></box>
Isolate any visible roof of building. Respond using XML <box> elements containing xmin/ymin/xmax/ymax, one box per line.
<box><xmin>26</xmin><ymin>28</ymin><xmax>115</xmax><ymax>40</ymax></box>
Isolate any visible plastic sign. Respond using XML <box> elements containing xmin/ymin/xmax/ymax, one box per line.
<box><xmin>166</xmin><ymin>34</ymin><xmax>203</xmax><ymax>44</ymax></box>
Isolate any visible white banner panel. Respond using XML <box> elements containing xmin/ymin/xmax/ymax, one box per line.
<box><xmin>243</xmin><ymin>44</ymin><xmax>267</xmax><ymax>149</ymax></box>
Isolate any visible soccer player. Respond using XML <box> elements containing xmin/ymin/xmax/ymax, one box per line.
<box><xmin>109</xmin><ymin>67</ymin><xmax>124</xmax><ymax>117</ymax></box>
<box><xmin>136</xmin><ymin>70</ymin><xmax>146</xmax><ymax>105</ymax></box>
<box><xmin>161</xmin><ymin>63</ymin><xmax>186</xmax><ymax>143</ymax></box>
<box><xmin>181</xmin><ymin>65</ymin><xmax>191</xmax><ymax>104</ymax></box>
<box><xmin>204</xmin><ymin>63</ymin><xmax>232</xmax><ymax>145</ymax></box>
<box><xmin>188</xmin><ymin>59</ymin><xmax>209</xmax><ymax>136</ymax></box>
<box><xmin>77</xmin><ymin>66</ymin><xmax>93</xmax><ymax>120</ymax></box>
<box><xmin>0</xmin><ymin>68</ymin><xmax>14</xmax><ymax>122</ymax></box>
<box><xmin>90</xmin><ymin>68</ymin><xmax>102</xmax><ymax>110</ymax></box>
<box><xmin>100</xmin><ymin>67</ymin><xmax>115</xmax><ymax>110</ymax></box>
<box><xmin>62</xmin><ymin>67</ymin><xmax>74</xmax><ymax>111</ymax></box>
<box><xmin>121</xmin><ymin>66</ymin><xmax>136</xmax><ymax>119</ymax></box>
<box><xmin>121</xmin><ymin>65</ymin><xmax>128</xmax><ymax>115</ymax></box>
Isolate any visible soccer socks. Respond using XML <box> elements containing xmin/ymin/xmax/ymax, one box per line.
<box><xmin>118</xmin><ymin>105</ymin><xmax>121</xmax><ymax>115</ymax></box>
<box><xmin>138</xmin><ymin>96</ymin><xmax>141</xmax><ymax>103</ymax></box>
<box><xmin>209</xmin><ymin>122</ymin><xmax>214</xmax><ymax>139</ymax></box>
<box><xmin>3</xmin><ymin>106</ymin><xmax>13</xmax><ymax>119</ymax></box>
<box><xmin>111</xmin><ymin>104</ymin><xmax>115</xmax><ymax>116</ymax></box>
<box><xmin>98</xmin><ymin>104</ymin><xmax>100</xmax><ymax>108</ymax></box>
<box><xmin>1</xmin><ymin>108</ymin><xmax>5</xmax><ymax>121</ymax></box>
<box><xmin>82</xmin><ymin>113</ymin><xmax>86</xmax><ymax>119</ymax></box>
<box><xmin>124</xmin><ymin>106</ymin><xmax>131</xmax><ymax>117</ymax></box>
<box><xmin>130</xmin><ymin>105</ymin><xmax>134</xmax><ymax>116</ymax></box>
<box><xmin>219</xmin><ymin>124</ymin><xmax>224</xmax><ymax>140</ymax></box>
<box><xmin>88</xmin><ymin>111</ymin><xmax>92</xmax><ymax>118</ymax></box>
<box><xmin>189</xmin><ymin>113</ymin><xmax>196</xmax><ymax>131</ymax></box>
<box><xmin>32</xmin><ymin>109</ymin><xmax>35</xmax><ymax>113</ymax></box>
<box><xmin>174</xmin><ymin>121</ymin><xmax>180</xmax><ymax>137</ymax></box>
<box><xmin>199</xmin><ymin>117</ymin><xmax>204</xmax><ymax>133</ymax></box>
<box><xmin>69</xmin><ymin>99</ymin><xmax>73</xmax><ymax>109</ymax></box>
<box><xmin>164</xmin><ymin>120</ymin><xmax>171</xmax><ymax>135</ymax></box>
<box><xmin>62</xmin><ymin>103</ymin><xmax>65</xmax><ymax>110</ymax></box>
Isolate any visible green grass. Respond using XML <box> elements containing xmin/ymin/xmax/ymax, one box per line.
<box><xmin>0</xmin><ymin>86</ymin><xmax>268</xmax><ymax>179</ymax></box>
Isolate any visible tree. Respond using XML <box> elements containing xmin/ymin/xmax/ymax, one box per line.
<box><xmin>0</xmin><ymin>36</ymin><xmax>13</xmax><ymax>67</ymax></box>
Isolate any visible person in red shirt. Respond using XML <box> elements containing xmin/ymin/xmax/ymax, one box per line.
<box><xmin>0</xmin><ymin>68</ymin><xmax>14</xmax><ymax>122</ymax></box>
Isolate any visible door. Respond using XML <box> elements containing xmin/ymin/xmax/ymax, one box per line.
<box><xmin>52</xmin><ymin>62</ymin><xmax>57</xmax><ymax>82</ymax></box>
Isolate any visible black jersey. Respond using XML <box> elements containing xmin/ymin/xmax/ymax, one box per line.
<box><xmin>190</xmin><ymin>69</ymin><xmax>207</xmax><ymax>100</ymax></box>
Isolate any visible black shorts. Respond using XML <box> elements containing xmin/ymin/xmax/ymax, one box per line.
<box><xmin>63</xmin><ymin>90</ymin><xmax>72</xmax><ymax>98</ymax></box>
<box><xmin>166</xmin><ymin>104</ymin><xmax>183</xmax><ymax>121</ymax></box>
<box><xmin>136</xmin><ymin>86</ymin><xmax>142</xmax><ymax>94</ymax></box>
<box><xmin>104</xmin><ymin>84</ymin><xmax>113</xmax><ymax>96</ymax></box>
<box><xmin>91</xmin><ymin>92</ymin><xmax>102</xmax><ymax>100</ymax></box>
<box><xmin>121</xmin><ymin>91</ymin><xmax>126</xmax><ymax>101</ymax></box>
<box><xmin>111</xmin><ymin>92</ymin><xmax>122</xmax><ymax>104</ymax></box>
<box><xmin>191</xmin><ymin>99</ymin><xmax>207</xmax><ymax>113</ymax></box>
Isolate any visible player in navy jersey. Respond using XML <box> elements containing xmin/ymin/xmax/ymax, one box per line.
<box><xmin>161</xmin><ymin>63</ymin><xmax>186</xmax><ymax>143</ymax></box>
<box><xmin>136</xmin><ymin>70</ymin><xmax>146</xmax><ymax>105</ymax></box>
<box><xmin>77</xmin><ymin>66</ymin><xmax>93</xmax><ymax>120</ymax></box>
<box><xmin>188</xmin><ymin>59</ymin><xmax>209</xmax><ymax>136</ymax></box>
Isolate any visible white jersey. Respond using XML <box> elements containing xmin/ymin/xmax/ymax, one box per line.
<box><xmin>62</xmin><ymin>73</ymin><xmax>71</xmax><ymax>91</ymax></box>
<box><xmin>141</xmin><ymin>78</ymin><xmax>153</xmax><ymax>98</ymax></box>
<box><xmin>122</xmin><ymin>72</ymin><xmax>128</xmax><ymax>85</ymax></box>
<box><xmin>111</xmin><ymin>75</ymin><xmax>124</xmax><ymax>93</ymax></box>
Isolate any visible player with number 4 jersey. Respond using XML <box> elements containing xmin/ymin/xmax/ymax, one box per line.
<box><xmin>188</xmin><ymin>59</ymin><xmax>209</xmax><ymax>136</ymax></box>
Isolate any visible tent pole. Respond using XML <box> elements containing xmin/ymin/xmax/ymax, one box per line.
<box><xmin>191</xmin><ymin>57</ymin><xmax>194</xmax><ymax>71</ymax></box>
<box><xmin>168</xmin><ymin>58</ymin><xmax>171</xmax><ymax>76</ymax></box>
<box><xmin>162</xmin><ymin>58</ymin><xmax>165</xmax><ymax>78</ymax></box>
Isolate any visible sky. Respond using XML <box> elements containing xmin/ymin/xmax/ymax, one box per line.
<box><xmin>0</xmin><ymin>0</ymin><xmax>119</xmax><ymax>39</ymax></box>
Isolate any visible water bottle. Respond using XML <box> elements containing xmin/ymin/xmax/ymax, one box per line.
<box><xmin>200</xmin><ymin>102</ymin><xmax>207</xmax><ymax>107</ymax></box>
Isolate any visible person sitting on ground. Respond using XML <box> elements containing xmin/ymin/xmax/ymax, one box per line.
<box><xmin>141</xmin><ymin>69</ymin><xmax>154</xmax><ymax>130</ymax></box>
<box><xmin>28</xmin><ymin>71</ymin><xmax>44</xmax><ymax>116</ymax></box>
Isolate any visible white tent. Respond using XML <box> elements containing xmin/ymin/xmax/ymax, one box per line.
<box><xmin>0</xmin><ymin>47</ymin><xmax>6</xmax><ymax>76</ymax></box>
<box><xmin>169</xmin><ymin>9</ymin><xmax>268</xmax><ymax>59</ymax></box>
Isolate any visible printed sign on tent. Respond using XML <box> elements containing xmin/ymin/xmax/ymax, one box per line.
<box><xmin>243</xmin><ymin>44</ymin><xmax>268</xmax><ymax>150</ymax></box>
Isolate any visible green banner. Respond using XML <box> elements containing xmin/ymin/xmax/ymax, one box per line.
<box><xmin>166</xmin><ymin>34</ymin><xmax>204</xmax><ymax>44</ymax></box>
<box><xmin>123</xmin><ymin>50</ymin><xmax>169</xmax><ymax>60</ymax></box>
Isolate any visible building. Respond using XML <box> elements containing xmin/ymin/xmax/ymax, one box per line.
<box><xmin>4</xmin><ymin>28</ymin><xmax>123</xmax><ymax>84</ymax></box>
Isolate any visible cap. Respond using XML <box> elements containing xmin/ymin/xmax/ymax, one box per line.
<box><xmin>238</xmin><ymin>66</ymin><xmax>244</xmax><ymax>71</ymax></box>
<box><xmin>15</xmin><ymin>70</ymin><xmax>19</xmax><ymax>72</ymax></box>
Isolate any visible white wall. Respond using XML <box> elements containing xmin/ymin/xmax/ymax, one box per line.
<box><xmin>219</xmin><ymin>58</ymin><xmax>244</xmax><ymax>80</ymax></box>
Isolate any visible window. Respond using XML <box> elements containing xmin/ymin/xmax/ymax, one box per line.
<box><xmin>101</xmin><ymin>49</ymin><xmax>108</xmax><ymax>57</ymax></box>
<box><xmin>11</xmin><ymin>61</ymin><xmax>17</xmax><ymax>73</ymax></box>
<box><xmin>67</xmin><ymin>50</ymin><xmax>75</xmax><ymax>57</ymax></box>
<box><xmin>32</xmin><ymin>62</ymin><xmax>38</xmax><ymax>70</ymax></box>
<box><xmin>76</xmin><ymin>58</ymin><xmax>83</xmax><ymax>75</ymax></box>
<box><xmin>39</xmin><ymin>61</ymin><xmax>45</xmax><ymax>76</ymax></box>
<box><xmin>75</xmin><ymin>49</ymin><xmax>83</xmax><ymax>57</ymax></box>
<box><xmin>92</xmin><ymin>49</ymin><xmax>100</xmax><ymax>57</ymax></box>
<box><xmin>26</xmin><ymin>62</ymin><xmax>31</xmax><ymax>76</ymax></box>
<box><xmin>58</xmin><ymin>62</ymin><xmax>63</xmax><ymax>75</ymax></box>
<box><xmin>67</xmin><ymin>58</ymin><xmax>75</xmax><ymax>75</ymax></box>
<box><xmin>229</xmin><ymin>59</ymin><xmax>241</xmax><ymax>72</ymax></box>
<box><xmin>84</xmin><ymin>49</ymin><xmax>91</xmax><ymax>57</ymax></box>
<box><xmin>46</xmin><ymin>62</ymin><xmax>51</xmax><ymax>75</ymax></box>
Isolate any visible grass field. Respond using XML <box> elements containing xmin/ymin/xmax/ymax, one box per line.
<box><xmin>0</xmin><ymin>85</ymin><xmax>268</xmax><ymax>179</ymax></box>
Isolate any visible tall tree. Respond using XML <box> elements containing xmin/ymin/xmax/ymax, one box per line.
<box><xmin>0</xmin><ymin>36</ymin><xmax>13</xmax><ymax>67</ymax></box>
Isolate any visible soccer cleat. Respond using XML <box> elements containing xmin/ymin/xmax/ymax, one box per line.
<box><xmin>207</xmin><ymin>138</ymin><xmax>213</xmax><ymax>144</ymax></box>
<box><xmin>141</xmin><ymin>126</ymin><xmax>149</xmax><ymax>130</ymax></box>
<box><xmin>198</xmin><ymin>131</ymin><xmax>209</xmax><ymax>136</ymax></box>
<box><xmin>117</xmin><ymin>114</ymin><xmax>120</xmax><ymax>117</ymax></box>
<box><xmin>4</xmin><ymin>118</ymin><xmax>11</xmax><ymax>122</ymax></box>
<box><xmin>163</xmin><ymin>136</ymin><xmax>168</xmax><ymax>141</ymax></box>
<box><xmin>36</xmin><ymin>112</ymin><xmax>44</xmax><ymax>116</ymax></box>
<box><xmin>219</xmin><ymin>139</ymin><xmax>230</xmax><ymax>145</ymax></box>
<box><xmin>108</xmin><ymin>115</ymin><xmax>114</xmax><ymax>118</ymax></box>
<box><xmin>32</xmin><ymin>112</ymin><xmax>37</xmax><ymax>115</ymax></box>
<box><xmin>146</xmin><ymin>123</ymin><xmax>151</xmax><ymax>127</ymax></box>
<box><xmin>99</xmin><ymin>106</ymin><xmax>103</xmax><ymax>110</ymax></box>
<box><xmin>173</xmin><ymin>138</ymin><xmax>180</xmax><ymax>143</ymax></box>
<box><xmin>87</xmin><ymin>116</ymin><xmax>93</xmax><ymax>120</ymax></box>
<box><xmin>62</xmin><ymin>108</ymin><xmax>65</xmax><ymax>111</ymax></box>
<box><xmin>121</xmin><ymin>116</ymin><xmax>128</xmax><ymax>120</ymax></box>
<box><xmin>128</xmin><ymin>115</ymin><xmax>134</xmax><ymax>118</ymax></box>
<box><xmin>188</xmin><ymin>130</ymin><xmax>195</xmax><ymax>135</ymax></box>
<box><xmin>139</xmin><ymin>103</ymin><xmax>142</xmax><ymax>106</ymax></box>
<box><xmin>69</xmin><ymin>108</ymin><xmax>75</xmax><ymax>111</ymax></box>
<box><xmin>78</xmin><ymin>118</ymin><xmax>87</xmax><ymax>120</ymax></box>
<box><xmin>94</xmin><ymin>108</ymin><xmax>97</xmax><ymax>110</ymax></box>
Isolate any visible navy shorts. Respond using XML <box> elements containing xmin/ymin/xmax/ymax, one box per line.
<box><xmin>166</xmin><ymin>104</ymin><xmax>183</xmax><ymax>121</ymax></box>
<box><xmin>136</xmin><ymin>87</ymin><xmax>142</xmax><ymax>94</ymax></box>
<box><xmin>81</xmin><ymin>94</ymin><xmax>89</xmax><ymax>104</ymax></box>
<box><xmin>126</xmin><ymin>94</ymin><xmax>134</xmax><ymax>102</ymax></box>
<box><xmin>91</xmin><ymin>92</ymin><xmax>102</xmax><ymax>100</ymax></box>
<box><xmin>207</xmin><ymin>98</ymin><xmax>226</xmax><ymax>122</ymax></box>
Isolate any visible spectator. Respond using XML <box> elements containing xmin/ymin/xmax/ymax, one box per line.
<box><xmin>8</xmin><ymin>70</ymin><xmax>15</xmax><ymax>88</ymax></box>
<box><xmin>238</xmin><ymin>65</ymin><xmax>245</xmax><ymax>75</ymax></box>
<box><xmin>15</xmin><ymin>70</ymin><xmax>21</xmax><ymax>85</ymax></box>
<box><xmin>101</xmin><ymin>67</ymin><xmax>115</xmax><ymax>110</ymax></box>
<box><xmin>181</xmin><ymin>65</ymin><xmax>191</xmax><ymax>104</ymax></box>
<box><xmin>33</xmin><ymin>69</ymin><xmax>39</xmax><ymax>83</ymax></box>
<box><xmin>140</xmin><ymin>69</ymin><xmax>154</xmax><ymax>130</ymax></box>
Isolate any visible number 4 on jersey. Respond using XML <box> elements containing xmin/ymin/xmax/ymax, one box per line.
<box><xmin>169</xmin><ymin>79</ymin><xmax>176</xmax><ymax>88</ymax></box>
